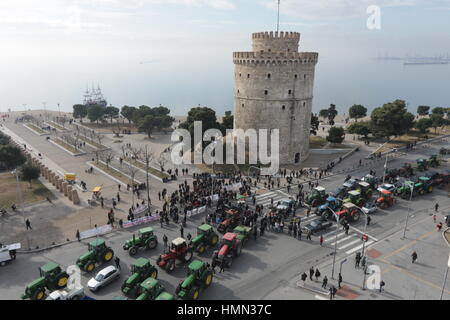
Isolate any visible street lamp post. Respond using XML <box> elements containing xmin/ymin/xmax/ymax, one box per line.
<box><xmin>329</xmin><ymin>207</ymin><xmax>340</xmax><ymax>280</ymax></box>
<box><xmin>357</xmin><ymin>206</ymin><xmax>369</xmax><ymax>258</ymax></box>
<box><xmin>402</xmin><ymin>183</ymin><xmax>414</xmax><ymax>239</ymax></box>
<box><xmin>382</xmin><ymin>152</ymin><xmax>389</xmax><ymax>185</ymax></box>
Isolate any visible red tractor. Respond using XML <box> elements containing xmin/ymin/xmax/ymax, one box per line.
<box><xmin>376</xmin><ymin>189</ymin><xmax>395</xmax><ymax>209</ymax></box>
<box><xmin>156</xmin><ymin>238</ymin><xmax>193</xmax><ymax>273</ymax></box>
<box><xmin>335</xmin><ymin>203</ymin><xmax>361</xmax><ymax>223</ymax></box>
<box><xmin>217</xmin><ymin>209</ymin><xmax>241</xmax><ymax>234</ymax></box>
<box><xmin>211</xmin><ymin>233</ymin><xmax>242</xmax><ymax>269</ymax></box>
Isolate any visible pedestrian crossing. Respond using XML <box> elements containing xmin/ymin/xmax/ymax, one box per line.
<box><xmin>254</xmin><ymin>190</ymin><xmax>378</xmax><ymax>255</ymax></box>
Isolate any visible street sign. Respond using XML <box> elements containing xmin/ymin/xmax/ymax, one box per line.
<box><xmin>362</xmin><ymin>234</ymin><xmax>368</xmax><ymax>242</ymax></box>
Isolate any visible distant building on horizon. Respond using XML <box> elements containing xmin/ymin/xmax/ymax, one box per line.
<box><xmin>233</xmin><ymin>31</ymin><xmax>319</xmax><ymax>164</ymax></box>
<box><xmin>83</xmin><ymin>85</ymin><xmax>107</xmax><ymax>108</ymax></box>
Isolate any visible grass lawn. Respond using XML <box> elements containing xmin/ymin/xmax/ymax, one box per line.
<box><xmin>91</xmin><ymin>161</ymin><xmax>137</xmax><ymax>185</ymax></box>
<box><xmin>0</xmin><ymin>172</ymin><xmax>53</xmax><ymax>208</ymax></box>
<box><xmin>309</xmin><ymin>136</ymin><xmax>327</xmax><ymax>149</ymax></box>
<box><xmin>26</xmin><ymin>123</ymin><xmax>47</xmax><ymax>134</ymax></box>
<box><xmin>53</xmin><ymin>138</ymin><xmax>83</xmax><ymax>155</ymax></box>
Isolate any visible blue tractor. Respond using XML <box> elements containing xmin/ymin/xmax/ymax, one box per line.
<box><xmin>315</xmin><ymin>197</ymin><xmax>342</xmax><ymax>220</ymax></box>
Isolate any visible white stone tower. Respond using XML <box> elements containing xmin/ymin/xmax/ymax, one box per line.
<box><xmin>233</xmin><ymin>31</ymin><xmax>318</xmax><ymax>164</ymax></box>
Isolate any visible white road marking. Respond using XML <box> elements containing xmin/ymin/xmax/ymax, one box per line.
<box><xmin>324</xmin><ymin>231</ymin><xmax>346</xmax><ymax>242</ymax></box>
<box><xmin>329</xmin><ymin>235</ymin><xmax>355</xmax><ymax>246</ymax></box>
<box><xmin>349</xmin><ymin>226</ymin><xmax>379</xmax><ymax>241</ymax></box>
<box><xmin>315</xmin><ymin>294</ymin><xmax>328</xmax><ymax>300</ymax></box>
<box><xmin>345</xmin><ymin>240</ymin><xmax>375</xmax><ymax>255</ymax></box>
<box><xmin>338</xmin><ymin>239</ymin><xmax>362</xmax><ymax>250</ymax></box>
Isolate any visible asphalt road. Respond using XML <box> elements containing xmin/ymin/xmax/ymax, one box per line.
<box><xmin>1</xmin><ymin>125</ymin><xmax>450</xmax><ymax>300</ymax></box>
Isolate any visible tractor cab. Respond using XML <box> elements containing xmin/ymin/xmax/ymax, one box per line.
<box><xmin>197</xmin><ymin>224</ymin><xmax>213</xmax><ymax>236</ymax></box>
<box><xmin>131</xmin><ymin>258</ymin><xmax>152</xmax><ymax>274</ymax></box>
<box><xmin>344</xmin><ymin>190</ymin><xmax>364</xmax><ymax>207</ymax></box>
<box><xmin>221</xmin><ymin>232</ymin><xmax>237</xmax><ymax>247</ymax></box>
<box><xmin>417</xmin><ymin>158</ymin><xmax>428</xmax><ymax>171</ymax></box>
<box><xmin>376</xmin><ymin>189</ymin><xmax>395</xmax><ymax>208</ymax></box>
<box><xmin>170</xmin><ymin>237</ymin><xmax>188</xmax><ymax>253</ymax></box>
<box><xmin>139</xmin><ymin>227</ymin><xmax>155</xmax><ymax>239</ymax></box>
<box><xmin>336</xmin><ymin>203</ymin><xmax>359</xmax><ymax>220</ymax></box>
<box><xmin>363</xmin><ymin>174</ymin><xmax>378</xmax><ymax>188</ymax></box>
<box><xmin>187</xmin><ymin>260</ymin><xmax>204</xmax><ymax>278</ymax></box>
<box><xmin>357</xmin><ymin>181</ymin><xmax>372</xmax><ymax>199</ymax></box>
<box><xmin>343</xmin><ymin>179</ymin><xmax>359</xmax><ymax>190</ymax></box>
<box><xmin>88</xmin><ymin>239</ymin><xmax>107</xmax><ymax>253</ymax></box>
<box><xmin>39</xmin><ymin>262</ymin><xmax>63</xmax><ymax>279</ymax></box>
<box><xmin>312</xmin><ymin>186</ymin><xmax>326</xmax><ymax>198</ymax></box>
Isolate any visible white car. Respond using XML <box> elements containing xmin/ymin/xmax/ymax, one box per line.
<box><xmin>87</xmin><ymin>265</ymin><xmax>120</xmax><ymax>292</ymax></box>
<box><xmin>46</xmin><ymin>287</ymin><xmax>85</xmax><ymax>300</ymax></box>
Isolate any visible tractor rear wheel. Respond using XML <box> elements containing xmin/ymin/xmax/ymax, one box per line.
<box><xmin>146</xmin><ymin>239</ymin><xmax>157</xmax><ymax>250</ymax></box>
<box><xmin>150</xmin><ymin>269</ymin><xmax>158</xmax><ymax>279</ymax></box>
<box><xmin>102</xmin><ymin>249</ymin><xmax>114</xmax><ymax>262</ymax></box>
<box><xmin>85</xmin><ymin>261</ymin><xmax>96</xmax><ymax>273</ymax></box>
<box><xmin>210</xmin><ymin>235</ymin><xmax>219</xmax><ymax>246</ymax></box>
<box><xmin>352</xmin><ymin>212</ymin><xmax>360</xmax><ymax>222</ymax></box>
<box><xmin>54</xmin><ymin>272</ymin><xmax>69</xmax><ymax>289</ymax></box>
<box><xmin>234</xmin><ymin>243</ymin><xmax>242</xmax><ymax>257</ymax></box>
<box><xmin>129</xmin><ymin>247</ymin><xmax>138</xmax><ymax>256</ymax></box>
<box><xmin>166</xmin><ymin>260</ymin><xmax>175</xmax><ymax>273</ymax></box>
<box><xmin>226</xmin><ymin>258</ymin><xmax>233</xmax><ymax>268</ymax></box>
<box><xmin>204</xmin><ymin>270</ymin><xmax>213</xmax><ymax>287</ymax></box>
<box><xmin>189</xmin><ymin>286</ymin><xmax>200</xmax><ymax>300</ymax></box>
<box><xmin>428</xmin><ymin>186</ymin><xmax>433</xmax><ymax>193</ymax></box>
<box><xmin>183</xmin><ymin>249</ymin><xmax>193</xmax><ymax>263</ymax></box>
<box><xmin>32</xmin><ymin>288</ymin><xmax>46</xmax><ymax>300</ymax></box>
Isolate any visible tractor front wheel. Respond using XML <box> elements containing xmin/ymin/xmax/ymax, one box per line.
<box><xmin>129</xmin><ymin>247</ymin><xmax>138</xmax><ymax>256</ymax></box>
<box><xmin>32</xmin><ymin>288</ymin><xmax>46</xmax><ymax>301</ymax></box>
<box><xmin>235</xmin><ymin>243</ymin><xmax>242</xmax><ymax>257</ymax></box>
<box><xmin>189</xmin><ymin>286</ymin><xmax>200</xmax><ymax>300</ymax></box>
<box><xmin>85</xmin><ymin>261</ymin><xmax>96</xmax><ymax>273</ymax></box>
<box><xmin>210</xmin><ymin>235</ymin><xmax>219</xmax><ymax>246</ymax></box>
<box><xmin>197</xmin><ymin>245</ymin><xmax>206</xmax><ymax>254</ymax></box>
<box><xmin>151</xmin><ymin>269</ymin><xmax>158</xmax><ymax>279</ymax></box>
<box><xmin>54</xmin><ymin>272</ymin><xmax>69</xmax><ymax>289</ymax></box>
<box><xmin>184</xmin><ymin>249</ymin><xmax>193</xmax><ymax>263</ymax></box>
<box><xmin>166</xmin><ymin>260</ymin><xmax>175</xmax><ymax>273</ymax></box>
<box><xmin>428</xmin><ymin>186</ymin><xmax>433</xmax><ymax>193</ymax></box>
<box><xmin>352</xmin><ymin>212</ymin><xmax>360</xmax><ymax>222</ymax></box>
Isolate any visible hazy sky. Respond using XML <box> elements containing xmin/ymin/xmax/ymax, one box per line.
<box><xmin>1</xmin><ymin>0</ymin><xmax>449</xmax><ymax>115</ymax></box>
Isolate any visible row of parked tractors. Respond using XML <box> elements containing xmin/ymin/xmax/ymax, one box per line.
<box><xmin>304</xmin><ymin>154</ymin><xmax>449</xmax><ymax>223</ymax></box>
<box><xmin>22</xmin><ymin>212</ymin><xmax>254</xmax><ymax>300</ymax></box>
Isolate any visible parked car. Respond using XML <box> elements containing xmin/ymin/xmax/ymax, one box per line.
<box><xmin>46</xmin><ymin>287</ymin><xmax>85</xmax><ymax>300</ymax></box>
<box><xmin>302</xmin><ymin>219</ymin><xmax>333</xmax><ymax>235</ymax></box>
<box><xmin>362</xmin><ymin>202</ymin><xmax>378</xmax><ymax>215</ymax></box>
<box><xmin>87</xmin><ymin>265</ymin><xmax>121</xmax><ymax>292</ymax></box>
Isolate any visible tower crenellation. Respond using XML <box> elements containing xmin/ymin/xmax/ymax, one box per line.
<box><xmin>233</xmin><ymin>31</ymin><xmax>319</xmax><ymax>164</ymax></box>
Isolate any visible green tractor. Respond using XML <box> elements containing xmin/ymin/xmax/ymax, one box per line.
<box><xmin>343</xmin><ymin>190</ymin><xmax>366</xmax><ymax>207</ymax></box>
<box><xmin>123</xmin><ymin>227</ymin><xmax>158</xmax><ymax>256</ymax></box>
<box><xmin>76</xmin><ymin>239</ymin><xmax>114</xmax><ymax>272</ymax></box>
<box><xmin>21</xmin><ymin>262</ymin><xmax>69</xmax><ymax>300</ymax></box>
<box><xmin>356</xmin><ymin>181</ymin><xmax>373</xmax><ymax>201</ymax></box>
<box><xmin>397</xmin><ymin>181</ymin><xmax>416</xmax><ymax>199</ymax></box>
<box><xmin>135</xmin><ymin>278</ymin><xmax>175</xmax><ymax>300</ymax></box>
<box><xmin>416</xmin><ymin>159</ymin><xmax>429</xmax><ymax>172</ymax></box>
<box><xmin>415</xmin><ymin>176</ymin><xmax>434</xmax><ymax>195</ymax></box>
<box><xmin>305</xmin><ymin>186</ymin><xmax>328</xmax><ymax>207</ymax></box>
<box><xmin>233</xmin><ymin>225</ymin><xmax>252</xmax><ymax>246</ymax></box>
<box><xmin>429</xmin><ymin>155</ymin><xmax>440</xmax><ymax>168</ymax></box>
<box><xmin>175</xmin><ymin>260</ymin><xmax>214</xmax><ymax>300</ymax></box>
<box><xmin>121</xmin><ymin>258</ymin><xmax>158</xmax><ymax>298</ymax></box>
<box><xmin>190</xmin><ymin>224</ymin><xmax>219</xmax><ymax>254</ymax></box>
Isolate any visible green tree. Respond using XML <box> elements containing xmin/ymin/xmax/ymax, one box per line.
<box><xmin>0</xmin><ymin>145</ymin><xmax>26</xmax><ymax>169</ymax></box>
<box><xmin>310</xmin><ymin>114</ymin><xmax>320</xmax><ymax>135</ymax></box>
<box><xmin>73</xmin><ymin>104</ymin><xmax>88</xmax><ymax>119</ymax></box>
<box><xmin>414</xmin><ymin>118</ymin><xmax>433</xmax><ymax>135</ymax></box>
<box><xmin>430</xmin><ymin>113</ymin><xmax>446</xmax><ymax>133</ymax></box>
<box><xmin>0</xmin><ymin>131</ymin><xmax>11</xmax><ymax>145</ymax></box>
<box><xmin>370</xmin><ymin>100</ymin><xmax>415</xmax><ymax>139</ymax></box>
<box><xmin>222</xmin><ymin>111</ymin><xmax>234</xmax><ymax>130</ymax></box>
<box><xmin>432</xmin><ymin>107</ymin><xmax>446</xmax><ymax>116</ymax></box>
<box><xmin>20</xmin><ymin>162</ymin><xmax>40</xmax><ymax>188</ymax></box>
<box><xmin>137</xmin><ymin>114</ymin><xmax>174</xmax><ymax>138</ymax></box>
<box><xmin>319</xmin><ymin>109</ymin><xmax>329</xmax><ymax>118</ymax></box>
<box><xmin>348</xmin><ymin>104</ymin><xmax>367</xmax><ymax>122</ymax></box>
<box><xmin>327</xmin><ymin>104</ymin><xmax>338</xmax><ymax>126</ymax></box>
<box><xmin>105</xmin><ymin>106</ymin><xmax>119</xmax><ymax>123</ymax></box>
<box><xmin>326</xmin><ymin>127</ymin><xmax>345</xmax><ymax>144</ymax></box>
<box><xmin>347</xmin><ymin>121</ymin><xmax>371</xmax><ymax>138</ymax></box>
<box><xmin>417</xmin><ymin>105</ymin><xmax>430</xmax><ymax>116</ymax></box>
<box><xmin>120</xmin><ymin>106</ymin><xmax>137</xmax><ymax>124</ymax></box>
<box><xmin>87</xmin><ymin>105</ymin><xmax>105</xmax><ymax>123</ymax></box>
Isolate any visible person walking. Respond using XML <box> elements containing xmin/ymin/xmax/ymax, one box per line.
<box><xmin>180</xmin><ymin>225</ymin><xmax>184</xmax><ymax>238</ymax></box>
<box><xmin>315</xmin><ymin>268</ymin><xmax>321</xmax><ymax>281</ymax></box>
<box><xmin>379</xmin><ymin>280</ymin><xmax>385</xmax><ymax>293</ymax></box>
<box><xmin>355</xmin><ymin>252</ymin><xmax>361</xmax><ymax>268</ymax></box>
<box><xmin>309</xmin><ymin>267</ymin><xmax>314</xmax><ymax>281</ymax></box>
<box><xmin>330</xmin><ymin>286</ymin><xmax>337</xmax><ymax>299</ymax></box>
<box><xmin>25</xmin><ymin>219</ymin><xmax>32</xmax><ymax>230</ymax></box>
<box><xmin>301</xmin><ymin>272</ymin><xmax>307</xmax><ymax>285</ymax></box>
<box><xmin>219</xmin><ymin>259</ymin><xmax>226</xmax><ymax>273</ymax></box>
<box><xmin>118</xmin><ymin>184</ymin><xmax>121</xmax><ymax>192</ymax></box>
<box><xmin>306</xmin><ymin>230</ymin><xmax>312</xmax><ymax>241</ymax></box>
<box><xmin>76</xmin><ymin>230</ymin><xmax>80</xmax><ymax>242</ymax></box>
<box><xmin>114</xmin><ymin>256</ymin><xmax>121</xmax><ymax>270</ymax></box>
<box><xmin>411</xmin><ymin>251</ymin><xmax>418</xmax><ymax>263</ymax></box>
<box><xmin>367</xmin><ymin>216</ymin><xmax>371</xmax><ymax>226</ymax></box>
<box><xmin>117</xmin><ymin>192</ymin><xmax>120</xmax><ymax>203</ymax></box>
<box><xmin>322</xmin><ymin>275</ymin><xmax>328</xmax><ymax>289</ymax></box>
<box><xmin>163</xmin><ymin>234</ymin><xmax>168</xmax><ymax>251</ymax></box>
<box><xmin>338</xmin><ymin>273</ymin><xmax>343</xmax><ymax>289</ymax></box>
<box><xmin>298</xmin><ymin>228</ymin><xmax>302</xmax><ymax>240</ymax></box>
<box><xmin>435</xmin><ymin>203</ymin><xmax>439</xmax><ymax>213</ymax></box>
<box><xmin>319</xmin><ymin>235</ymin><xmax>324</xmax><ymax>246</ymax></box>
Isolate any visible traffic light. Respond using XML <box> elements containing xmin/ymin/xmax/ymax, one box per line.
<box><xmin>362</xmin><ymin>234</ymin><xmax>368</xmax><ymax>242</ymax></box>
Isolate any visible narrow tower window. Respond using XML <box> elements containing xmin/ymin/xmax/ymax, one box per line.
<box><xmin>247</xmin><ymin>74</ymin><xmax>250</xmax><ymax>78</ymax></box>
<box><xmin>267</xmin><ymin>73</ymin><xmax>271</xmax><ymax>79</ymax></box>
<box><xmin>288</xmin><ymin>90</ymin><xmax>292</xmax><ymax>94</ymax></box>
<box><xmin>294</xmin><ymin>74</ymin><xmax>298</xmax><ymax>79</ymax></box>
<box><xmin>282</xmin><ymin>105</ymin><xmax>286</xmax><ymax>110</ymax></box>
<box><xmin>264</xmin><ymin>90</ymin><xmax>268</xmax><ymax>95</ymax></box>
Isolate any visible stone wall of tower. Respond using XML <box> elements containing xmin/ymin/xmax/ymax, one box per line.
<box><xmin>233</xmin><ymin>31</ymin><xmax>319</xmax><ymax>164</ymax></box>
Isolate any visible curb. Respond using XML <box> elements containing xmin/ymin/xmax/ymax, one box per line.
<box><xmin>23</xmin><ymin>123</ymin><xmax>49</xmax><ymax>136</ymax></box>
<box><xmin>296</xmin><ymin>280</ymin><xmax>330</xmax><ymax>296</ymax></box>
<box><xmin>88</xmin><ymin>160</ymin><xmax>142</xmax><ymax>186</ymax></box>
